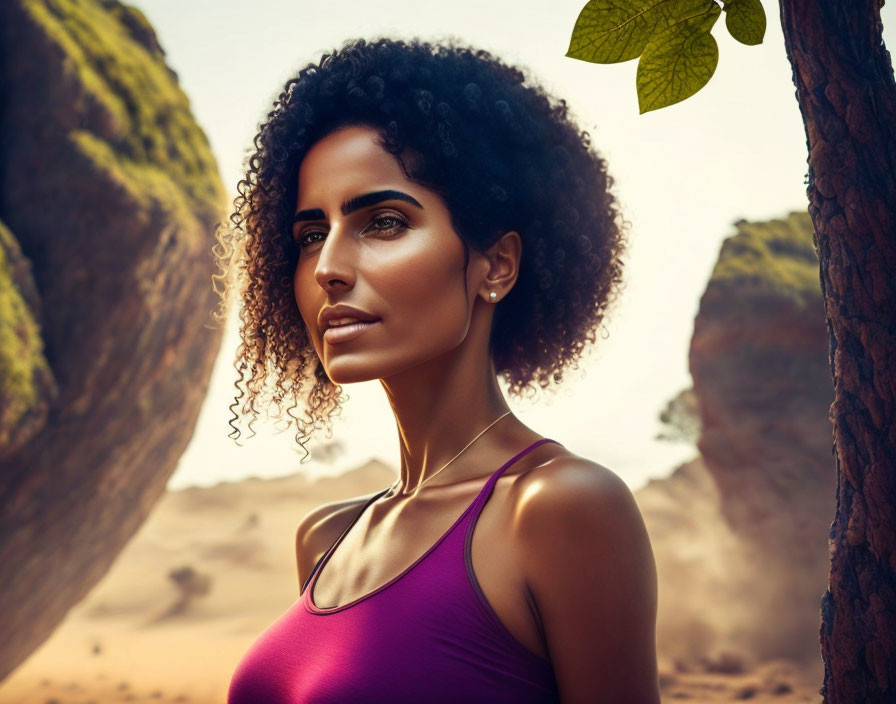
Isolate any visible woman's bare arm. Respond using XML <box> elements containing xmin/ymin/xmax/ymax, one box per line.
<box><xmin>514</xmin><ymin>458</ymin><xmax>661</xmax><ymax>704</ymax></box>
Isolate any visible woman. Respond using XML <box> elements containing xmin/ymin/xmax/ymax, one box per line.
<box><xmin>224</xmin><ymin>36</ymin><xmax>659</xmax><ymax>703</ymax></box>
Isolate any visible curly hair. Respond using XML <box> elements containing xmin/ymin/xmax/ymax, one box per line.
<box><xmin>212</xmin><ymin>35</ymin><xmax>630</xmax><ymax>460</ymax></box>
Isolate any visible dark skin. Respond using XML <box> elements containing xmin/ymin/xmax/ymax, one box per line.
<box><xmin>291</xmin><ymin>125</ymin><xmax>660</xmax><ymax>703</ymax></box>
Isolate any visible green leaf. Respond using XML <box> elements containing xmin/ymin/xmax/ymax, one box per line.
<box><xmin>724</xmin><ymin>0</ymin><xmax>766</xmax><ymax>46</ymax></box>
<box><xmin>566</xmin><ymin>0</ymin><xmax>678</xmax><ymax>64</ymax></box>
<box><xmin>636</xmin><ymin>0</ymin><xmax>721</xmax><ymax>113</ymax></box>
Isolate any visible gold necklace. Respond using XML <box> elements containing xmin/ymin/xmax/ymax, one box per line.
<box><xmin>386</xmin><ymin>410</ymin><xmax>513</xmax><ymax>497</ymax></box>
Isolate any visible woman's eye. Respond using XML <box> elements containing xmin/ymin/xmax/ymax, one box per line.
<box><xmin>295</xmin><ymin>214</ymin><xmax>408</xmax><ymax>249</ymax></box>
<box><xmin>296</xmin><ymin>230</ymin><xmax>325</xmax><ymax>248</ymax></box>
<box><xmin>367</xmin><ymin>214</ymin><xmax>409</xmax><ymax>234</ymax></box>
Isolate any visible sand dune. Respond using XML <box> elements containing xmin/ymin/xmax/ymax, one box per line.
<box><xmin>0</xmin><ymin>458</ymin><xmax>821</xmax><ymax>703</ymax></box>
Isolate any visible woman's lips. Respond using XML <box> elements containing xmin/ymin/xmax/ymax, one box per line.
<box><xmin>323</xmin><ymin>319</ymin><xmax>380</xmax><ymax>345</ymax></box>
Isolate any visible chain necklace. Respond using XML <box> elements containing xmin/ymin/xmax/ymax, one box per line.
<box><xmin>385</xmin><ymin>409</ymin><xmax>513</xmax><ymax>498</ymax></box>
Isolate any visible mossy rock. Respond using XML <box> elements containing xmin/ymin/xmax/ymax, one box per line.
<box><xmin>0</xmin><ymin>0</ymin><xmax>228</xmax><ymax>681</ymax></box>
<box><xmin>710</xmin><ymin>210</ymin><xmax>821</xmax><ymax>310</ymax></box>
<box><xmin>22</xmin><ymin>0</ymin><xmax>226</xmax><ymax>227</ymax></box>
<box><xmin>0</xmin><ymin>219</ymin><xmax>57</xmax><ymax>455</ymax></box>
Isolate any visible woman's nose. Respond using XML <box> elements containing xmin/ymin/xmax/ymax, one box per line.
<box><xmin>313</xmin><ymin>225</ymin><xmax>356</xmax><ymax>292</ymax></box>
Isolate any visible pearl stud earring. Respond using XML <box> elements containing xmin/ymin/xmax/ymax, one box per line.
<box><xmin>489</xmin><ymin>291</ymin><xmax>497</xmax><ymax>301</ymax></box>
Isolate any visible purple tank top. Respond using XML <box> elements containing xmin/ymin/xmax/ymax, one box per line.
<box><xmin>228</xmin><ymin>438</ymin><xmax>561</xmax><ymax>703</ymax></box>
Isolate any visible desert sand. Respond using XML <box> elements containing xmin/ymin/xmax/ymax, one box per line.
<box><xmin>0</xmin><ymin>459</ymin><xmax>822</xmax><ymax>703</ymax></box>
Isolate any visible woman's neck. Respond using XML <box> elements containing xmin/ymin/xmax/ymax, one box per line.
<box><xmin>380</xmin><ymin>346</ymin><xmax>512</xmax><ymax>497</ymax></box>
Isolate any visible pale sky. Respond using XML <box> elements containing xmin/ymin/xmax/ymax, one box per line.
<box><xmin>127</xmin><ymin>0</ymin><xmax>895</xmax><ymax>492</ymax></box>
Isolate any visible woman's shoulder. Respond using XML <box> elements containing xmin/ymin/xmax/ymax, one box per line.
<box><xmin>512</xmin><ymin>443</ymin><xmax>621</xmax><ymax>494</ymax></box>
<box><xmin>509</xmin><ymin>447</ymin><xmax>653</xmax><ymax>608</ymax></box>
<box><xmin>509</xmin><ymin>447</ymin><xmax>643</xmax><ymax>540</ymax></box>
<box><xmin>297</xmin><ymin>490</ymin><xmax>382</xmax><ymax>549</ymax></box>
<box><xmin>518</xmin><ymin>448</ymin><xmax>621</xmax><ymax>490</ymax></box>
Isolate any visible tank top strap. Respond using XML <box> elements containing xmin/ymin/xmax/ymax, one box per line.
<box><xmin>301</xmin><ymin>437</ymin><xmax>560</xmax><ymax>597</ymax></box>
<box><xmin>469</xmin><ymin>437</ymin><xmax>560</xmax><ymax>514</ymax></box>
<box><xmin>301</xmin><ymin>486</ymin><xmax>391</xmax><ymax>596</ymax></box>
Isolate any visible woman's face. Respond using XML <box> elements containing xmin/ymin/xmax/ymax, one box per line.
<box><xmin>292</xmin><ymin>124</ymin><xmax>489</xmax><ymax>384</ymax></box>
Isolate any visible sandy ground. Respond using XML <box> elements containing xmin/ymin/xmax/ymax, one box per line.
<box><xmin>0</xmin><ymin>460</ymin><xmax>823</xmax><ymax>703</ymax></box>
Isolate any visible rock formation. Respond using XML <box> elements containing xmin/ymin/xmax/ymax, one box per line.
<box><xmin>636</xmin><ymin>210</ymin><xmax>835</xmax><ymax>665</ymax></box>
<box><xmin>0</xmin><ymin>0</ymin><xmax>226</xmax><ymax>680</ymax></box>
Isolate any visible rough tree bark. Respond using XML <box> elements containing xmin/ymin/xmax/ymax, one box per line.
<box><xmin>778</xmin><ymin>0</ymin><xmax>896</xmax><ymax>700</ymax></box>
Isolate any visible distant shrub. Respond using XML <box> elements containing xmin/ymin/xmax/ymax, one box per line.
<box><xmin>165</xmin><ymin>564</ymin><xmax>212</xmax><ymax>616</ymax></box>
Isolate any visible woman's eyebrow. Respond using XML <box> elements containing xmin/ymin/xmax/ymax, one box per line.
<box><xmin>292</xmin><ymin>189</ymin><xmax>424</xmax><ymax>223</ymax></box>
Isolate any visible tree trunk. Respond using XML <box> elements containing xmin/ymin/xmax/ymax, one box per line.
<box><xmin>778</xmin><ymin>0</ymin><xmax>896</xmax><ymax>700</ymax></box>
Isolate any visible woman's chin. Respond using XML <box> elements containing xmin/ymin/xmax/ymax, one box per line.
<box><xmin>322</xmin><ymin>360</ymin><xmax>383</xmax><ymax>385</ymax></box>
<box><xmin>323</xmin><ymin>351</ymin><xmax>436</xmax><ymax>385</ymax></box>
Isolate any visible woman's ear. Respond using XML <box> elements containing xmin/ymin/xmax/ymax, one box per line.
<box><xmin>479</xmin><ymin>230</ymin><xmax>521</xmax><ymax>303</ymax></box>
